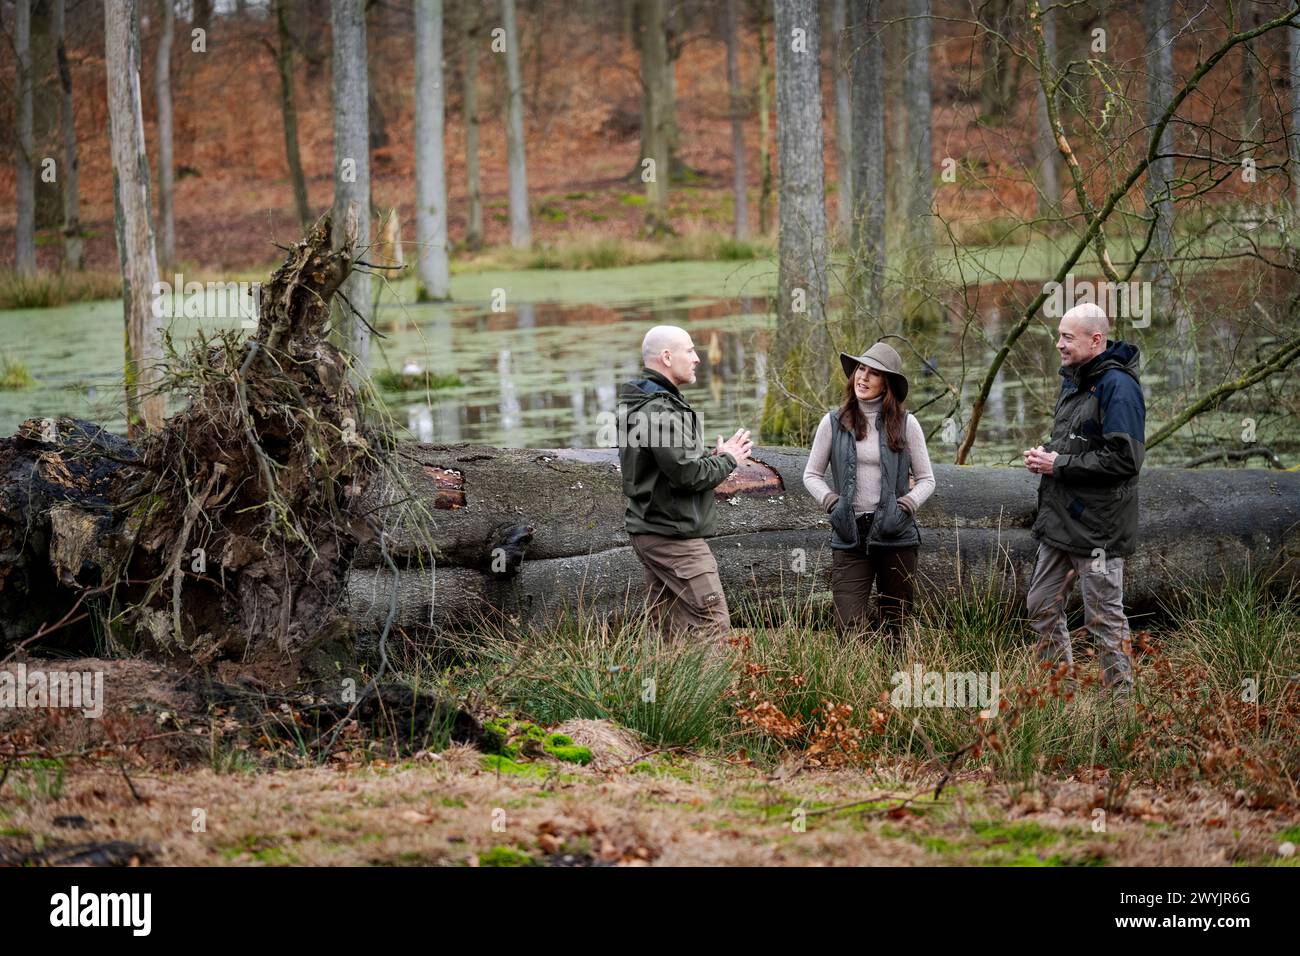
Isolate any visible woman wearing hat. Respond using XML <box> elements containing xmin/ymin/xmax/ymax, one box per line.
<box><xmin>802</xmin><ymin>342</ymin><xmax>935</xmax><ymax>635</ymax></box>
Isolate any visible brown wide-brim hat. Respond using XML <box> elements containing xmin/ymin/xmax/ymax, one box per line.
<box><xmin>840</xmin><ymin>342</ymin><xmax>909</xmax><ymax>401</ymax></box>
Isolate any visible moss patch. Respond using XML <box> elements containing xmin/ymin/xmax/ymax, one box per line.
<box><xmin>478</xmin><ymin>845</ymin><xmax>537</xmax><ymax>867</ymax></box>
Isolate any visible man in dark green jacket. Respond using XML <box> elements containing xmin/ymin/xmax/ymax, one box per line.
<box><xmin>618</xmin><ymin>326</ymin><xmax>752</xmax><ymax>646</ymax></box>
<box><xmin>1023</xmin><ymin>303</ymin><xmax>1146</xmax><ymax>694</ymax></box>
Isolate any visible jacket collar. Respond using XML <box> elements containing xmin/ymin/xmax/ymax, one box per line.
<box><xmin>639</xmin><ymin>367</ymin><xmax>683</xmax><ymax>399</ymax></box>
<box><xmin>1061</xmin><ymin>339</ymin><xmax>1139</xmax><ymax>386</ymax></box>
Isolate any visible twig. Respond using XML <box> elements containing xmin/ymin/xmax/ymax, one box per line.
<box><xmin>118</xmin><ymin>756</ymin><xmax>144</xmax><ymax>804</ymax></box>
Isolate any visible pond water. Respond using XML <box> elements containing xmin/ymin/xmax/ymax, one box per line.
<box><xmin>1</xmin><ymin>259</ymin><xmax>1295</xmax><ymax>467</ymax></box>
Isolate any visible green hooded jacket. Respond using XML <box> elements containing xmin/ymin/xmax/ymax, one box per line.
<box><xmin>617</xmin><ymin>368</ymin><xmax>737</xmax><ymax>538</ymax></box>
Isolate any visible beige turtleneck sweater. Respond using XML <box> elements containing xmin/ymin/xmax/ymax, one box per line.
<box><xmin>802</xmin><ymin>397</ymin><xmax>936</xmax><ymax>516</ymax></box>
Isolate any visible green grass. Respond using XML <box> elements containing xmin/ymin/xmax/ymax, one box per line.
<box><xmin>400</xmin><ymin>569</ymin><xmax>1297</xmax><ymax>807</ymax></box>
<box><xmin>444</xmin><ymin>606</ymin><xmax>735</xmax><ymax>749</ymax></box>
<box><xmin>372</xmin><ymin>368</ymin><xmax>464</xmax><ymax>393</ymax></box>
<box><xmin>0</xmin><ymin>353</ymin><xmax>35</xmax><ymax>390</ymax></box>
<box><xmin>449</xmin><ymin>231</ymin><xmax>775</xmax><ymax>274</ymax></box>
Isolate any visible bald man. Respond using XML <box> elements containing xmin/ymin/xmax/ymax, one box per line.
<box><xmin>617</xmin><ymin>326</ymin><xmax>753</xmax><ymax>647</ymax></box>
<box><xmin>1023</xmin><ymin>303</ymin><xmax>1145</xmax><ymax>696</ymax></box>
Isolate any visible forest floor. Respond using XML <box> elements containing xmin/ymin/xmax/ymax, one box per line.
<box><xmin>2</xmin><ymin>660</ymin><xmax>1298</xmax><ymax>867</ymax></box>
<box><xmin>3</xmin><ymin>732</ymin><xmax>1298</xmax><ymax>867</ymax></box>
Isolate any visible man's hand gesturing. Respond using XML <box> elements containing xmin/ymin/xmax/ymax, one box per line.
<box><xmin>718</xmin><ymin>428</ymin><xmax>753</xmax><ymax>466</ymax></box>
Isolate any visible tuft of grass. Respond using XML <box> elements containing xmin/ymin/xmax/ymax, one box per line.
<box><xmin>372</xmin><ymin>368</ymin><xmax>464</xmax><ymax>392</ymax></box>
<box><xmin>447</xmin><ymin>604</ymin><xmax>735</xmax><ymax>749</ymax></box>
<box><xmin>0</xmin><ymin>353</ymin><xmax>36</xmax><ymax>390</ymax></box>
<box><xmin>0</xmin><ymin>269</ymin><xmax>123</xmax><ymax>309</ymax></box>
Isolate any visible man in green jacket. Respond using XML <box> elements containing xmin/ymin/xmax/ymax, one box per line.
<box><xmin>618</xmin><ymin>326</ymin><xmax>752</xmax><ymax>646</ymax></box>
<box><xmin>1023</xmin><ymin>303</ymin><xmax>1145</xmax><ymax>695</ymax></box>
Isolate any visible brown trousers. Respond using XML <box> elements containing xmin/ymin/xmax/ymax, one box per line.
<box><xmin>831</xmin><ymin>515</ymin><xmax>918</xmax><ymax>635</ymax></box>
<box><xmin>629</xmin><ymin>532</ymin><xmax>731</xmax><ymax>647</ymax></box>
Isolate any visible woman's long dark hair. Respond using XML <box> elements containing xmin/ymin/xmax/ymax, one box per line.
<box><xmin>838</xmin><ymin>365</ymin><xmax>907</xmax><ymax>452</ymax></box>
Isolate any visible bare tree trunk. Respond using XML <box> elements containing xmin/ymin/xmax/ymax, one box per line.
<box><xmin>663</xmin><ymin>2</ymin><xmax>681</xmax><ymax>177</ymax></box>
<box><xmin>902</xmin><ymin>0</ymin><xmax>931</xmax><ymax>274</ymax></box>
<box><xmin>637</xmin><ymin>0</ymin><xmax>672</xmax><ymax>236</ymax></box>
<box><xmin>154</xmin><ymin>0</ymin><xmax>175</xmax><ymax>270</ymax></box>
<box><xmin>763</xmin><ymin>0</ymin><xmax>830</xmax><ymax>444</ymax></box>
<box><xmin>462</xmin><ymin>2</ymin><xmax>483</xmax><ymax>250</ymax></box>
<box><xmin>884</xmin><ymin>0</ymin><xmax>905</xmax><ymax>249</ymax></box>
<box><xmin>54</xmin><ymin>0</ymin><xmax>83</xmax><ymax>270</ymax></box>
<box><xmin>414</xmin><ymin>0</ymin><xmax>450</xmax><ymax>300</ymax></box>
<box><xmin>1144</xmin><ymin>0</ymin><xmax>1174</xmax><ymax>325</ymax></box>
<box><xmin>977</xmin><ymin>0</ymin><xmax>1019</xmax><ymax>120</ymax></box>
<box><xmin>1034</xmin><ymin>0</ymin><xmax>1060</xmax><ymax>223</ymax></box>
<box><xmin>104</xmin><ymin>0</ymin><xmax>164</xmax><ymax>433</ymax></box>
<box><xmin>1291</xmin><ymin>20</ymin><xmax>1300</xmax><ymax>213</ymax></box>
<box><xmin>1239</xmin><ymin>5</ymin><xmax>1262</xmax><ymax>145</ymax></box>
<box><xmin>274</xmin><ymin>0</ymin><xmax>311</xmax><ymax>228</ymax></box>
<box><xmin>15</xmin><ymin>0</ymin><xmax>36</xmax><ymax>275</ymax></box>
<box><xmin>849</xmin><ymin>0</ymin><xmax>884</xmax><ymax>322</ymax></box>
<box><xmin>330</xmin><ymin>0</ymin><xmax>372</xmax><ymax>377</ymax></box>
<box><xmin>725</xmin><ymin>0</ymin><xmax>749</xmax><ymax>240</ymax></box>
<box><xmin>502</xmin><ymin>0</ymin><xmax>531</xmax><ymax>248</ymax></box>
<box><xmin>830</xmin><ymin>0</ymin><xmax>852</xmax><ymax>236</ymax></box>
<box><xmin>755</xmin><ymin>3</ymin><xmax>774</xmax><ymax>234</ymax></box>
<box><xmin>192</xmin><ymin>0</ymin><xmax>212</xmax><ymax>35</ymax></box>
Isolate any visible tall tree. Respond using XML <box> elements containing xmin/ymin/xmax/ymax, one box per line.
<box><xmin>849</xmin><ymin>0</ymin><xmax>885</xmax><ymax>321</ymax></box>
<box><xmin>501</xmin><ymin>0</ymin><xmax>531</xmax><ymax>248</ymax></box>
<box><xmin>273</xmin><ymin>0</ymin><xmax>310</xmax><ymax>228</ymax></box>
<box><xmin>883</xmin><ymin>0</ymin><xmax>905</xmax><ymax>243</ymax></box>
<box><xmin>1033</xmin><ymin>0</ymin><xmax>1060</xmax><ymax>223</ymax></box>
<box><xmin>154</xmin><ymin>0</ymin><xmax>176</xmax><ymax>269</ymax></box>
<box><xmin>1291</xmin><ymin>17</ymin><xmax>1300</xmax><ymax>213</ymax></box>
<box><xmin>1144</xmin><ymin>0</ymin><xmax>1174</xmax><ymax>325</ymax></box>
<box><xmin>977</xmin><ymin>0</ymin><xmax>1020</xmax><ymax>120</ymax></box>
<box><xmin>764</xmin><ymin>0</ymin><xmax>830</xmax><ymax>443</ymax></box>
<box><xmin>462</xmin><ymin>1</ymin><xmax>483</xmax><ymax>250</ymax></box>
<box><xmin>104</xmin><ymin>0</ymin><xmax>164</xmax><ymax>432</ymax></box>
<box><xmin>414</xmin><ymin>0</ymin><xmax>450</xmax><ymax>300</ymax></box>
<box><xmin>331</xmin><ymin>0</ymin><xmax>372</xmax><ymax>375</ymax></box>
<box><xmin>901</xmin><ymin>0</ymin><xmax>932</xmax><ymax>279</ymax></box>
<box><xmin>54</xmin><ymin>0</ymin><xmax>84</xmax><ymax>270</ymax></box>
<box><xmin>830</xmin><ymin>0</ymin><xmax>851</xmax><ymax>235</ymax></box>
<box><xmin>14</xmin><ymin>0</ymin><xmax>36</xmax><ymax>274</ymax></box>
<box><xmin>754</xmin><ymin>0</ymin><xmax>774</xmax><ymax>234</ymax></box>
<box><xmin>637</xmin><ymin>0</ymin><xmax>672</xmax><ymax>235</ymax></box>
<box><xmin>1239</xmin><ymin>5</ymin><xmax>1262</xmax><ymax>145</ymax></box>
<box><xmin>724</xmin><ymin>0</ymin><xmax>749</xmax><ymax>240</ymax></box>
<box><xmin>192</xmin><ymin>0</ymin><xmax>211</xmax><ymax>35</ymax></box>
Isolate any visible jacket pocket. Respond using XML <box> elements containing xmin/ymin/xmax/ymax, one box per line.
<box><xmin>870</xmin><ymin>498</ymin><xmax>916</xmax><ymax>543</ymax></box>
<box><xmin>672</xmin><ymin>550</ymin><xmax>724</xmax><ymax>612</ymax></box>
<box><xmin>1068</xmin><ymin>488</ymin><xmax>1117</xmax><ymax>538</ymax></box>
<box><xmin>829</xmin><ymin>500</ymin><xmax>858</xmax><ymax>545</ymax></box>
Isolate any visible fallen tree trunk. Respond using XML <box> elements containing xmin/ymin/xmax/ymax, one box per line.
<box><xmin>6</xmin><ymin>432</ymin><xmax>1299</xmax><ymax>657</ymax></box>
<box><xmin>346</xmin><ymin>445</ymin><xmax>1300</xmax><ymax>633</ymax></box>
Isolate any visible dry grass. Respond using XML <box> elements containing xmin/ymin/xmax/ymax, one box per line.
<box><xmin>3</xmin><ymin>744</ymin><xmax>1296</xmax><ymax>866</ymax></box>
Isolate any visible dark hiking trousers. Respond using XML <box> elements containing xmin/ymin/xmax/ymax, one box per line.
<box><xmin>831</xmin><ymin>514</ymin><xmax>918</xmax><ymax>636</ymax></box>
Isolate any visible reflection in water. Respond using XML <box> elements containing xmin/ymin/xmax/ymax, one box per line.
<box><xmin>0</xmin><ymin>265</ymin><xmax>1290</xmax><ymax>465</ymax></box>
<box><xmin>407</xmin><ymin>405</ymin><xmax>434</xmax><ymax>442</ymax></box>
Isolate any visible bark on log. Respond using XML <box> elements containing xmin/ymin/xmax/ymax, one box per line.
<box><xmin>346</xmin><ymin>446</ymin><xmax>1300</xmax><ymax>634</ymax></box>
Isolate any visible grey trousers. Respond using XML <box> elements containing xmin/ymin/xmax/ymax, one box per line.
<box><xmin>1025</xmin><ymin>540</ymin><xmax>1134</xmax><ymax>689</ymax></box>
